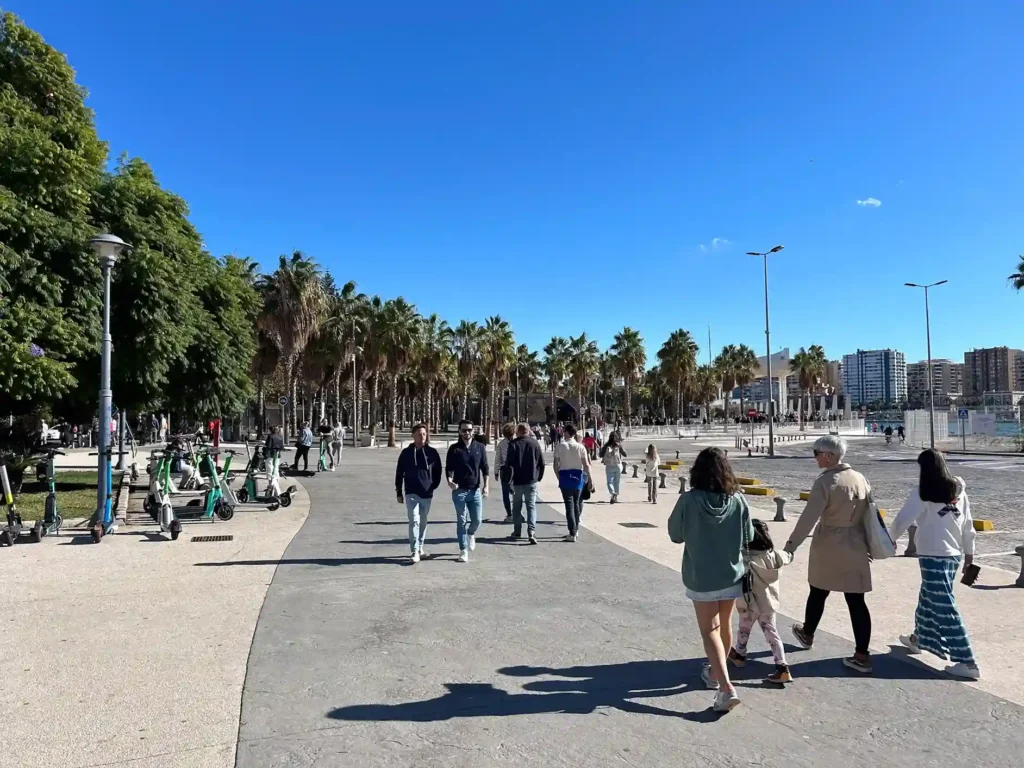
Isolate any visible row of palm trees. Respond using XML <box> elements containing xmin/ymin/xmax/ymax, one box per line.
<box><xmin>250</xmin><ymin>252</ymin><xmax>836</xmax><ymax>445</ymax></box>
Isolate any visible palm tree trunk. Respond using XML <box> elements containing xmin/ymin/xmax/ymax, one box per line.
<box><xmin>388</xmin><ymin>374</ymin><xmax>398</xmax><ymax>447</ymax></box>
<box><xmin>625</xmin><ymin>378</ymin><xmax>632</xmax><ymax>436</ymax></box>
<box><xmin>334</xmin><ymin>370</ymin><xmax>341</xmax><ymax>423</ymax></box>
<box><xmin>369</xmin><ymin>371</ymin><xmax>380</xmax><ymax>436</ymax></box>
<box><xmin>425</xmin><ymin>384</ymin><xmax>433</xmax><ymax>434</ymax></box>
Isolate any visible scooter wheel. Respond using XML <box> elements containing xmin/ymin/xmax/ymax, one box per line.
<box><xmin>170</xmin><ymin>520</ymin><xmax>182</xmax><ymax>541</ymax></box>
<box><xmin>55</xmin><ymin>514</ymin><xmax>63</xmax><ymax>533</ymax></box>
<box><xmin>90</xmin><ymin>525</ymin><xmax>103</xmax><ymax>543</ymax></box>
<box><xmin>30</xmin><ymin>521</ymin><xmax>43</xmax><ymax>543</ymax></box>
<box><xmin>0</xmin><ymin>529</ymin><xmax>13</xmax><ymax>547</ymax></box>
<box><xmin>269</xmin><ymin>502</ymin><xmax>280</xmax><ymax>511</ymax></box>
<box><xmin>237</xmin><ymin>488</ymin><xmax>249</xmax><ymax>503</ymax></box>
<box><xmin>279</xmin><ymin>492</ymin><xmax>292</xmax><ymax>508</ymax></box>
<box><xmin>215</xmin><ymin>503</ymin><xmax>235</xmax><ymax>521</ymax></box>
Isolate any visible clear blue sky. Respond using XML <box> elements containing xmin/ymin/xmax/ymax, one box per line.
<box><xmin>15</xmin><ymin>1</ymin><xmax>1024</xmax><ymax>366</ymax></box>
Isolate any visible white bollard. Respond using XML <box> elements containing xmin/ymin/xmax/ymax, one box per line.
<box><xmin>774</xmin><ymin>497</ymin><xmax>787</xmax><ymax>522</ymax></box>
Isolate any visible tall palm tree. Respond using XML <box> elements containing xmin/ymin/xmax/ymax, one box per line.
<box><xmin>732</xmin><ymin>344</ymin><xmax>759</xmax><ymax>422</ymax></box>
<box><xmin>789</xmin><ymin>344</ymin><xmax>827</xmax><ymax>430</ymax></box>
<box><xmin>1009</xmin><ymin>255</ymin><xmax>1024</xmax><ymax>291</ymax></box>
<box><xmin>361</xmin><ymin>296</ymin><xmax>386</xmax><ymax>436</ymax></box>
<box><xmin>610</xmin><ymin>326</ymin><xmax>645</xmax><ymax>434</ymax></box>
<box><xmin>514</xmin><ymin>344</ymin><xmax>542</xmax><ymax>422</ymax></box>
<box><xmin>657</xmin><ymin>329</ymin><xmax>698</xmax><ymax>421</ymax></box>
<box><xmin>714</xmin><ymin>344</ymin><xmax>739</xmax><ymax>424</ymax></box>
<box><xmin>419</xmin><ymin>314</ymin><xmax>453</xmax><ymax>432</ymax></box>
<box><xmin>377</xmin><ymin>298</ymin><xmax>421</xmax><ymax>447</ymax></box>
<box><xmin>258</xmin><ymin>251</ymin><xmax>327</xmax><ymax>437</ymax></box>
<box><xmin>453</xmin><ymin>320</ymin><xmax>483</xmax><ymax>421</ymax></box>
<box><xmin>251</xmin><ymin>329</ymin><xmax>279</xmax><ymax>434</ymax></box>
<box><xmin>480</xmin><ymin>315</ymin><xmax>516</xmax><ymax>441</ymax></box>
<box><xmin>691</xmin><ymin>364</ymin><xmax>720</xmax><ymax>424</ymax></box>
<box><xmin>567</xmin><ymin>333</ymin><xmax>600</xmax><ymax>426</ymax></box>
<box><xmin>542</xmin><ymin>336</ymin><xmax>569</xmax><ymax>423</ymax></box>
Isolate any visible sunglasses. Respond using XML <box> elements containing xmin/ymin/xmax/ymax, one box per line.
<box><xmin>460</xmin><ymin>428</ymin><xmax>474</xmax><ymax>434</ymax></box>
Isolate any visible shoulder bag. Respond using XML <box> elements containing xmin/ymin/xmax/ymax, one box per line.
<box><xmin>863</xmin><ymin>489</ymin><xmax>896</xmax><ymax>560</ymax></box>
<box><xmin>740</xmin><ymin>501</ymin><xmax>754</xmax><ymax>606</ymax></box>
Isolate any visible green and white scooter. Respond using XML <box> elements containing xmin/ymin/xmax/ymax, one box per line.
<box><xmin>40</xmin><ymin>447</ymin><xmax>65</xmax><ymax>536</ymax></box>
<box><xmin>0</xmin><ymin>460</ymin><xmax>43</xmax><ymax>545</ymax></box>
<box><xmin>237</xmin><ymin>452</ymin><xmax>295</xmax><ymax>508</ymax></box>
<box><xmin>175</xmin><ymin>448</ymin><xmax>234</xmax><ymax>522</ymax></box>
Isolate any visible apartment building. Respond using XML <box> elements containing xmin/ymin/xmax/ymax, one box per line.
<box><xmin>841</xmin><ymin>349</ymin><xmax>907</xmax><ymax>406</ymax></box>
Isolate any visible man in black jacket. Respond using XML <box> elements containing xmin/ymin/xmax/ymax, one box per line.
<box><xmin>395</xmin><ymin>424</ymin><xmax>442</xmax><ymax>563</ymax></box>
<box><xmin>505</xmin><ymin>422</ymin><xmax>545</xmax><ymax>543</ymax></box>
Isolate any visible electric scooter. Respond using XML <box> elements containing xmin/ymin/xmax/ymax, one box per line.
<box><xmin>90</xmin><ymin>445</ymin><xmax>128</xmax><ymax>543</ymax></box>
<box><xmin>40</xmin><ymin>447</ymin><xmax>65</xmax><ymax>536</ymax></box>
<box><xmin>221</xmin><ymin>450</ymin><xmax>280</xmax><ymax>510</ymax></box>
<box><xmin>237</xmin><ymin>454</ymin><xmax>295</xmax><ymax>508</ymax></box>
<box><xmin>316</xmin><ymin>434</ymin><xmax>331</xmax><ymax>473</ymax></box>
<box><xmin>152</xmin><ymin>452</ymin><xmax>182</xmax><ymax>540</ymax></box>
<box><xmin>174</xmin><ymin>448</ymin><xmax>234</xmax><ymax>522</ymax></box>
<box><xmin>0</xmin><ymin>459</ymin><xmax>43</xmax><ymax>545</ymax></box>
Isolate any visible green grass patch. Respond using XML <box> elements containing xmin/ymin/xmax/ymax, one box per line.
<box><xmin>13</xmin><ymin>471</ymin><xmax>99</xmax><ymax>522</ymax></box>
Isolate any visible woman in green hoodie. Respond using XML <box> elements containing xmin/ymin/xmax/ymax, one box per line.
<box><xmin>668</xmin><ymin>447</ymin><xmax>754</xmax><ymax>714</ymax></box>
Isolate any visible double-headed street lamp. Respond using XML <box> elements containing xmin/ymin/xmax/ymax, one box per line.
<box><xmin>89</xmin><ymin>234</ymin><xmax>130</xmax><ymax>538</ymax></box>
<box><xmin>746</xmin><ymin>245</ymin><xmax>785</xmax><ymax>457</ymax></box>
<box><xmin>904</xmin><ymin>280</ymin><xmax>947</xmax><ymax>449</ymax></box>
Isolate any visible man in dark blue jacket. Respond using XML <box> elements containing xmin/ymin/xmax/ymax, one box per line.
<box><xmin>445</xmin><ymin>420</ymin><xmax>489</xmax><ymax>563</ymax></box>
<box><xmin>505</xmin><ymin>423</ymin><xmax>545</xmax><ymax>543</ymax></box>
<box><xmin>395</xmin><ymin>424</ymin><xmax>443</xmax><ymax>563</ymax></box>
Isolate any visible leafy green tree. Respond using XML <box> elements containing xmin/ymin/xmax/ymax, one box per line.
<box><xmin>0</xmin><ymin>12</ymin><xmax>107</xmax><ymax>409</ymax></box>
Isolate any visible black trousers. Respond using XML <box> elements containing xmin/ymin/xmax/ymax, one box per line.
<box><xmin>561</xmin><ymin>487</ymin><xmax>583</xmax><ymax>534</ymax></box>
<box><xmin>294</xmin><ymin>445</ymin><xmax>310</xmax><ymax>470</ymax></box>
<box><xmin>803</xmin><ymin>586</ymin><xmax>872</xmax><ymax>655</ymax></box>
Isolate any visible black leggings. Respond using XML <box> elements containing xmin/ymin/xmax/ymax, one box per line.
<box><xmin>803</xmin><ymin>586</ymin><xmax>871</xmax><ymax>655</ymax></box>
<box><xmin>294</xmin><ymin>445</ymin><xmax>310</xmax><ymax>470</ymax></box>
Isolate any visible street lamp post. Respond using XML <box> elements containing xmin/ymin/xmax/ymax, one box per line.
<box><xmin>746</xmin><ymin>245</ymin><xmax>785</xmax><ymax>457</ymax></box>
<box><xmin>905</xmin><ymin>280</ymin><xmax>948</xmax><ymax>448</ymax></box>
<box><xmin>89</xmin><ymin>234</ymin><xmax>130</xmax><ymax>537</ymax></box>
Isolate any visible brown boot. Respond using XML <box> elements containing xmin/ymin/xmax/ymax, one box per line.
<box><xmin>766</xmin><ymin>664</ymin><xmax>793</xmax><ymax>685</ymax></box>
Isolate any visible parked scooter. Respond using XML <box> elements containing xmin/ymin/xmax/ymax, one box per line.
<box><xmin>221</xmin><ymin>450</ymin><xmax>281</xmax><ymax>510</ymax></box>
<box><xmin>40</xmin><ymin>447</ymin><xmax>65</xmax><ymax>536</ymax></box>
<box><xmin>237</xmin><ymin>452</ymin><xmax>295</xmax><ymax>508</ymax></box>
<box><xmin>0</xmin><ymin>460</ymin><xmax>43</xmax><ymax>545</ymax></box>
<box><xmin>175</xmin><ymin>448</ymin><xmax>234</xmax><ymax>522</ymax></box>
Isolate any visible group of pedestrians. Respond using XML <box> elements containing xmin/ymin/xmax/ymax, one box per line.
<box><xmin>670</xmin><ymin>435</ymin><xmax>981</xmax><ymax>715</ymax></box>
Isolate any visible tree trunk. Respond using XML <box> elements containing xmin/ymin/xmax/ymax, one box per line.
<box><xmin>425</xmin><ymin>383</ymin><xmax>433</xmax><ymax>433</ymax></box>
<box><xmin>370</xmin><ymin>371</ymin><xmax>380</xmax><ymax>436</ymax></box>
<box><xmin>625</xmin><ymin>378</ymin><xmax>632</xmax><ymax>436</ymax></box>
<box><xmin>549</xmin><ymin>385</ymin><xmax>556</xmax><ymax>424</ymax></box>
<box><xmin>461</xmin><ymin>382</ymin><xmax>469</xmax><ymax>420</ymax></box>
<box><xmin>282</xmin><ymin>357</ymin><xmax>294</xmax><ymax>439</ymax></box>
<box><xmin>388</xmin><ymin>373</ymin><xmax>398</xmax><ymax>447</ymax></box>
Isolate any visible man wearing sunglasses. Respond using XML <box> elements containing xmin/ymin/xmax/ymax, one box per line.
<box><xmin>445</xmin><ymin>420</ymin><xmax>490</xmax><ymax>562</ymax></box>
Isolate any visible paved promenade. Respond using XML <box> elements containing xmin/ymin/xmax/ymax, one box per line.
<box><xmin>235</xmin><ymin>446</ymin><xmax>1024</xmax><ymax>767</ymax></box>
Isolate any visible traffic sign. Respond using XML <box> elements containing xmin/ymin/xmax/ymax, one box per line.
<box><xmin>278</xmin><ymin>396</ymin><xmax>289</xmax><ymax>407</ymax></box>
<box><xmin>589</xmin><ymin>404</ymin><xmax>601</xmax><ymax>417</ymax></box>
<box><xmin>958</xmin><ymin>407</ymin><xmax>969</xmax><ymax>420</ymax></box>
<box><xmin>747</xmin><ymin>409</ymin><xmax>758</xmax><ymax>418</ymax></box>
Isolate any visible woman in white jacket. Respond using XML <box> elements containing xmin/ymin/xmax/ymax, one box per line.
<box><xmin>889</xmin><ymin>449</ymin><xmax>979</xmax><ymax>680</ymax></box>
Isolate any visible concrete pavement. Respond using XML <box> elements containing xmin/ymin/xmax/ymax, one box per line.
<box><xmin>234</xmin><ymin>446</ymin><xmax>1024</xmax><ymax>767</ymax></box>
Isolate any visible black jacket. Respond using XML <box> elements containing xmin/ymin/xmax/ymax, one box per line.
<box><xmin>445</xmin><ymin>439</ymin><xmax>489</xmax><ymax>490</ymax></box>
<box><xmin>506</xmin><ymin>436</ymin><xmax>545</xmax><ymax>485</ymax></box>
<box><xmin>395</xmin><ymin>444</ymin><xmax>443</xmax><ymax>498</ymax></box>
<box><xmin>264</xmin><ymin>432</ymin><xmax>284</xmax><ymax>458</ymax></box>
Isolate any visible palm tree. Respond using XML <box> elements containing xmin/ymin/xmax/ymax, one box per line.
<box><xmin>1009</xmin><ymin>256</ymin><xmax>1024</xmax><ymax>291</ymax></box>
<box><xmin>377</xmin><ymin>298</ymin><xmax>421</xmax><ymax>447</ymax></box>
<box><xmin>514</xmin><ymin>344</ymin><xmax>542</xmax><ymax>422</ymax></box>
<box><xmin>419</xmin><ymin>314</ymin><xmax>453</xmax><ymax>432</ymax></box>
<box><xmin>258</xmin><ymin>251</ymin><xmax>327</xmax><ymax>438</ymax></box>
<box><xmin>453</xmin><ymin>320</ymin><xmax>483</xmax><ymax>421</ymax></box>
<box><xmin>480</xmin><ymin>316</ymin><xmax>516</xmax><ymax>441</ymax></box>
<box><xmin>657</xmin><ymin>329</ymin><xmax>698</xmax><ymax>421</ymax></box>
<box><xmin>610</xmin><ymin>327</ymin><xmax>645</xmax><ymax>434</ymax></box>
<box><xmin>714</xmin><ymin>344</ymin><xmax>739</xmax><ymax>424</ymax></box>
<box><xmin>691</xmin><ymin>364</ymin><xmax>720</xmax><ymax>425</ymax></box>
<box><xmin>732</xmin><ymin>344</ymin><xmax>759</xmax><ymax>422</ymax></box>
<box><xmin>567</xmin><ymin>333</ymin><xmax>599</xmax><ymax>426</ymax></box>
<box><xmin>789</xmin><ymin>344</ymin><xmax>827</xmax><ymax>429</ymax></box>
<box><xmin>361</xmin><ymin>296</ymin><xmax>386</xmax><ymax>436</ymax></box>
<box><xmin>251</xmin><ymin>329</ymin><xmax>279</xmax><ymax>435</ymax></box>
<box><xmin>542</xmin><ymin>336</ymin><xmax>569</xmax><ymax>423</ymax></box>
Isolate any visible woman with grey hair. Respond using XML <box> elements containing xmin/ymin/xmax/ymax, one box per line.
<box><xmin>785</xmin><ymin>435</ymin><xmax>875</xmax><ymax>674</ymax></box>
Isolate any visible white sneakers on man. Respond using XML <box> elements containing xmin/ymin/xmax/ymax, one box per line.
<box><xmin>458</xmin><ymin>551</ymin><xmax>469</xmax><ymax>563</ymax></box>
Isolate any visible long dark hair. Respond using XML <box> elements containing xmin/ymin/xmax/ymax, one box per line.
<box><xmin>750</xmin><ymin>519</ymin><xmax>774</xmax><ymax>551</ymax></box>
<box><xmin>689</xmin><ymin>447</ymin><xmax>738</xmax><ymax>495</ymax></box>
<box><xmin>606</xmin><ymin>432</ymin><xmax>619</xmax><ymax>448</ymax></box>
<box><xmin>918</xmin><ymin>448</ymin><xmax>958</xmax><ymax>504</ymax></box>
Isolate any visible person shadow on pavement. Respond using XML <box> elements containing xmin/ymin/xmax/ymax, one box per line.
<box><xmin>327</xmin><ymin>659</ymin><xmax>722</xmax><ymax>724</ymax></box>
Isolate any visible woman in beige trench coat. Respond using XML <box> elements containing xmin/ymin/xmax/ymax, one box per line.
<box><xmin>785</xmin><ymin>435</ymin><xmax>875</xmax><ymax>674</ymax></box>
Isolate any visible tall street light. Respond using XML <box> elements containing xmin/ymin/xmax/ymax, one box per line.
<box><xmin>746</xmin><ymin>245</ymin><xmax>785</xmax><ymax>456</ymax></box>
<box><xmin>905</xmin><ymin>280</ymin><xmax>947</xmax><ymax>448</ymax></box>
<box><xmin>89</xmin><ymin>234</ymin><xmax>130</xmax><ymax>536</ymax></box>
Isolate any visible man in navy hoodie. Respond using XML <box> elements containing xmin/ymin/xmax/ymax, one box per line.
<box><xmin>395</xmin><ymin>423</ymin><xmax>443</xmax><ymax>563</ymax></box>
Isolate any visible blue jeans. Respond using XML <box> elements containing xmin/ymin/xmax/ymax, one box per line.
<box><xmin>452</xmin><ymin>488</ymin><xmax>483</xmax><ymax>551</ymax></box>
<box><xmin>500</xmin><ymin>477</ymin><xmax>513</xmax><ymax>516</ymax></box>
<box><xmin>605</xmin><ymin>465</ymin><xmax>621</xmax><ymax>496</ymax></box>
<box><xmin>512</xmin><ymin>483</ymin><xmax>538</xmax><ymax>536</ymax></box>
<box><xmin>405</xmin><ymin>494</ymin><xmax>432</xmax><ymax>553</ymax></box>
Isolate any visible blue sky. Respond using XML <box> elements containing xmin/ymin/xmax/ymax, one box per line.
<box><xmin>15</xmin><ymin>1</ymin><xmax>1024</xmax><ymax>366</ymax></box>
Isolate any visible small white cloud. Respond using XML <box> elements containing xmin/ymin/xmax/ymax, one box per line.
<box><xmin>856</xmin><ymin>197</ymin><xmax>882</xmax><ymax>207</ymax></box>
<box><xmin>697</xmin><ymin>237</ymin><xmax>731</xmax><ymax>253</ymax></box>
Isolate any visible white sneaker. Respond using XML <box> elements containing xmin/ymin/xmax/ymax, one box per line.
<box><xmin>564</xmin><ymin>534</ymin><xmax>575</xmax><ymax>542</ymax></box>
<box><xmin>899</xmin><ymin>634</ymin><xmax>921</xmax><ymax>654</ymax></box>
<box><xmin>946</xmin><ymin>662</ymin><xmax>981</xmax><ymax>680</ymax></box>
<box><xmin>701</xmin><ymin>663</ymin><xmax>720</xmax><ymax>690</ymax></box>
<box><xmin>468</xmin><ymin>535</ymin><xmax>476</xmax><ymax>552</ymax></box>
<box><xmin>418</xmin><ymin>544</ymin><xmax>427</xmax><ymax>557</ymax></box>
<box><xmin>713</xmin><ymin>689</ymin><xmax>741</xmax><ymax>713</ymax></box>
<box><xmin>411</xmin><ymin>552</ymin><xmax>420</xmax><ymax>563</ymax></box>
<box><xmin>458</xmin><ymin>550</ymin><xmax>469</xmax><ymax>563</ymax></box>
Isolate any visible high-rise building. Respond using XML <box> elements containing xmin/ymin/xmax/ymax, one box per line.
<box><xmin>735</xmin><ymin>376</ymin><xmax>782</xmax><ymax>405</ymax></box>
<box><xmin>825</xmin><ymin>360</ymin><xmax>843</xmax><ymax>394</ymax></box>
<box><xmin>841</xmin><ymin>349</ymin><xmax>907</xmax><ymax>406</ymax></box>
<box><xmin>963</xmin><ymin>347</ymin><xmax>1023</xmax><ymax>395</ymax></box>
<box><xmin>907</xmin><ymin>359</ymin><xmax>964</xmax><ymax>405</ymax></box>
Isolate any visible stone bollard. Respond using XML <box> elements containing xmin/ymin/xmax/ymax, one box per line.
<box><xmin>659</xmin><ymin>472</ymin><xmax>667</xmax><ymax>489</ymax></box>
<box><xmin>904</xmin><ymin>524</ymin><xmax>919</xmax><ymax>557</ymax></box>
<box><xmin>622</xmin><ymin>461</ymin><xmax>628</xmax><ymax>474</ymax></box>
<box><xmin>1016</xmin><ymin>546</ymin><xmax>1024</xmax><ymax>587</ymax></box>
<box><xmin>675</xmin><ymin>450</ymin><xmax>680</xmax><ymax>459</ymax></box>
<box><xmin>632</xmin><ymin>464</ymin><xmax>639</xmax><ymax>478</ymax></box>
<box><xmin>678</xmin><ymin>477</ymin><xmax>687</xmax><ymax>494</ymax></box>
<box><xmin>748</xmin><ymin>448</ymin><xmax>752</xmax><ymax>457</ymax></box>
<box><xmin>774</xmin><ymin>497</ymin><xmax>787</xmax><ymax>522</ymax></box>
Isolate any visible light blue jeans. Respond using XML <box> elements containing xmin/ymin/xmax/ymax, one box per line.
<box><xmin>605</xmin><ymin>465</ymin><xmax>621</xmax><ymax>496</ymax></box>
<box><xmin>512</xmin><ymin>483</ymin><xmax>538</xmax><ymax>535</ymax></box>
<box><xmin>405</xmin><ymin>494</ymin><xmax>432</xmax><ymax>553</ymax></box>
<box><xmin>452</xmin><ymin>487</ymin><xmax>483</xmax><ymax>551</ymax></box>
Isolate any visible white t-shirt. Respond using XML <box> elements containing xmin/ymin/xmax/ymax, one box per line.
<box><xmin>333</xmin><ymin>425</ymin><xmax>346</xmax><ymax>443</ymax></box>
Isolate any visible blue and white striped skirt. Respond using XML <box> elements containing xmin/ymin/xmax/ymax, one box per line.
<box><xmin>915</xmin><ymin>556</ymin><xmax>975</xmax><ymax>664</ymax></box>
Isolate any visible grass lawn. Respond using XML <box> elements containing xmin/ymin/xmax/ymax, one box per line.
<box><xmin>13</xmin><ymin>471</ymin><xmax>99</xmax><ymax>522</ymax></box>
